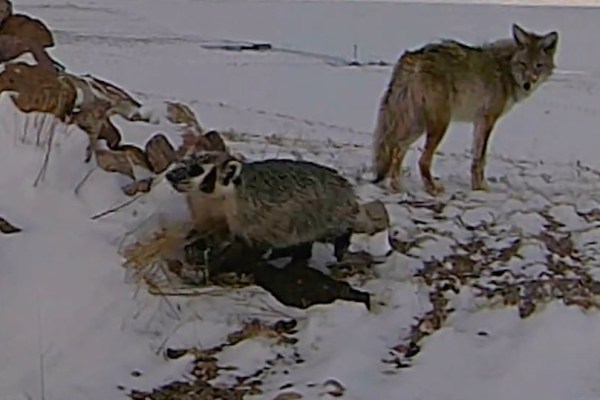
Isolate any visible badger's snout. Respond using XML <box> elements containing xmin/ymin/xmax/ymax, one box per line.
<box><xmin>166</xmin><ymin>167</ymin><xmax>193</xmax><ymax>193</ymax></box>
<box><xmin>166</xmin><ymin>167</ymin><xmax>188</xmax><ymax>184</ymax></box>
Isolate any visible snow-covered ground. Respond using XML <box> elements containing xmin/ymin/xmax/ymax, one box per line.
<box><xmin>3</xmin><ymin>0</ymin><xmax>600</xmax><ymax>399</ymax></box>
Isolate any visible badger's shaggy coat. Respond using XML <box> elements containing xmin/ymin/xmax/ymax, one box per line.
<box><xmin>166</xmin><ymin>151</ymin><xmax>360</xmax><ymax>266</ymax></box>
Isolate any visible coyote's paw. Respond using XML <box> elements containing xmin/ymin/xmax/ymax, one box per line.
<box><xmin>389</xmin><ymin>178</ymin><xmax>403</xmax><ymax>193</ymax></box>
<box><xmin>471</xmin><ymin>179</ymin><xmax>489</xmax><ymax>192</ymax></box>
<box><xmin>424</xmin><ymin>180</ymin><xmax>445</xmax><ymax>196</ymax></box>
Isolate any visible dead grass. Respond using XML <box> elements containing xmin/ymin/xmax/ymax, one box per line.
<box><xmin>120</xmin><ymin>221</ymin><xmax>193</xmax><ymax>287</ymax></box>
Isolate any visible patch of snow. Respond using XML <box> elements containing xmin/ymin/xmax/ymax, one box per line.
<box><xmin>508</xmin><ymin>211</ymin><xmax>548</xmax><ymax>235</ymax></box>
<box><xmin>4</xmin><ymin>1</ymin><xmax>600</xmax><ymax>400</ymax></box>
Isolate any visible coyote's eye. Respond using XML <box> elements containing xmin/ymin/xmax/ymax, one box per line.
<box><xmin>188</xmin><ymin>164</ymin><xmax>205</xmax><ymax>177</ymax></box>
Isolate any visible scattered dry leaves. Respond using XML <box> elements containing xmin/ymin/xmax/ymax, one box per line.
<box><xmin>387</xmin><ymin>196</ymin><xmax>600</xmax><ymax>370</ymax></box>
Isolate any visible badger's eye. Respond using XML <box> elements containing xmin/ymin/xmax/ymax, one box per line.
<box><xmin>188</xmin><ymin>164</ymin><xmax>205</xmax><ymax>177</ymax></box>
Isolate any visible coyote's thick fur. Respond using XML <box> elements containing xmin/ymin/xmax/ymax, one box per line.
<box><xmin>372</xmin><ymin>24</ymin><xmax>559</xmax><ymax>194</ymax></box>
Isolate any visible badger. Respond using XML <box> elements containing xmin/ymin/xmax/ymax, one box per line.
<box><xmin>165</xmin><ymin>151</ymin><xmax>360</xmax><ymax>268</ymax></box>
<box><xmin>165</xmin><ymin>151</ymin><xmax>232</xmax><ymax>265</ymax></box>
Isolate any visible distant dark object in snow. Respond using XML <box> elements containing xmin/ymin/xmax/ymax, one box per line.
<box><xmin>201</xmin><ymin>41</ymin><xmax>272</xmax><ymax>52</ymax></box>
<box><xmin>0</xmin><ymin>216</ymin><xmax>21</xmax><ymax>234</ymax></box>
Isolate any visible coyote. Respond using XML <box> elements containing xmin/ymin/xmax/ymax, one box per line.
<box><xmin>372</xmin><ymin>24</ymin><xmax>559</xmax><ymax>195</ymax></box>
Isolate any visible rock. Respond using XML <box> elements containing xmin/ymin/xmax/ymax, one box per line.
<box><xmin>353</xmin><ymin>200</ymin><xmax>390</xmax><ymax>235</ymax></box>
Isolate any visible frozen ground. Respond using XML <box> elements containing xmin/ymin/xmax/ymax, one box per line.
<box><xmin>3</xmin><ymin>0</ymin><xmax>600</xmax><ymax>399</ymax></box>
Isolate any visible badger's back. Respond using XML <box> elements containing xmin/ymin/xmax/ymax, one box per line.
<box><xmin>226</xmin><ymin>159</ymin><xmax>359</xmax><ymax>249</ymax></box>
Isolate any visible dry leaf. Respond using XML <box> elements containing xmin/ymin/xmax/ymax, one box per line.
<box><xmin>0</xmin><ymin>62</ymin><xmax>76</xmax><ymax>119</ymax></box>
<box><xmin>121</xmin><ymin>178</ymin><xmax>153</xmax><ymax>196</ymax></box>
<box><xmin>95</xmin><ymin>149</ymin><xmax>133</xmax><ymax>178</ymax></box>
<box><xmin>0</xmin><ymin>14</ymin><xmax>55</xmax><ymax>49</ymax></box>
<box><xmin>61</xmin><ymin>73</ymin><xmax>141</xmax><ymax>120</ymax></box>
<box><xmin>0</xmin><ymin>216</ymin><xmax>21</xmax><ymax>234</ymax></box>
<box><xmin>117</xmin><ymin>144</ymin><xmax>151</xmax><ymax>172</ymax></box>
<box><xmin>165</xmin><ymin>100</ymin><xmax>201</xmax><ymax>129</ymax></box>
<box><xmin>73</xmin><ymin>100</ymin><xmax>122</xmax><ymax>148</ymax></box>
<box><xmin>145</xmin><ymin>133</ymin><xmax>176</xmax><ymax>173</ymax></box>
<box><xmin>0</xmin><ymin>0</ymin><xmax>11</xmax><ymax>26</ymax></box>
<box><xmin>0</xmin><ymin>34</ymin><xmax>31</xmax><ymax>62</ymax></box>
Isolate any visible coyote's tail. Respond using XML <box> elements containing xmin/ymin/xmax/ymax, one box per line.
<box><xmin>371</xmin><ymin>59</ymin><xmax>422</xmax><ymax>184</ymax></box>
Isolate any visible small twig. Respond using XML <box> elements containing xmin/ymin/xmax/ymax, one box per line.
<box><xmin>147</xmin><ymin>286</ymin><xmax>231</xmax><ymax>297</ymax></box>
<box><xmin>155</xmin><ymin>318</ymin><xmax>190</xmax><ymax>357</ymax></box>
<box><xmin>116</xmin><ymin>212</ymin><xmax>160</xmax><ymax>254</ymax></box>
<box><xmin>33</xmin><ymin>117</ymin><xmax>58</xmax><ymax>187</ymax></box>
<box><xmin>91</xmin><ymin>192</ymin><xmax>145</xmax><ymax>220</ymax></box>
<box><xmin>35</xmin><ymin>281</ymin><xmax>46</xmax><ymax>400</ymax></box>
<box><xmin>74</xmin><ymin>166</ymin><xmax>96</xmax><ymax>196</ymax></box>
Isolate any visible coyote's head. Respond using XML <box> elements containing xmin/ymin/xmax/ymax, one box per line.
<box><xmin>510</xmin><ymin>24</ymin><xmax>559</xmax><ymax>93</ymax></box>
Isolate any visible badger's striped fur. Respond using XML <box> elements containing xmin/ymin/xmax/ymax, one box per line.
<box><xmin>165</xmin><ymin>151</ymin><xmax>360</xmax><ymax>265</ymax></box>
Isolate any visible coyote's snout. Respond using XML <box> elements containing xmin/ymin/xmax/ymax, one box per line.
<box><xmin>372</xmin><ymin>23</ymin><xmax>559</xmax><ymax>195</ymax></box>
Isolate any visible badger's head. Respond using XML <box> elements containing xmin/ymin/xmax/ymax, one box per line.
<box><xmin>166</xmin><ymin>151</ymin><xmax>243</xmax><ymax>196</ymax></box>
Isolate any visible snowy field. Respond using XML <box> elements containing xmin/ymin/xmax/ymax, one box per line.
<box><xmin>3</xmin><ymin>0</ymin><xmax>600</xmax><ymax>399</ymax></box>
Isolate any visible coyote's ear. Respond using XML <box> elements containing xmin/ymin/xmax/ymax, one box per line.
<box><xmin>222</xmin><ymin>159</ymin><xmax>243</xmax><ymax>186</ymax></box>
<box><xmin>540</xmin><ymin>31</ymin><xmax>559</xmax><ymax>54</ymax></box>
<box><xmin>512</xmin><ymin>23</ymin><xmax>530</xmax><ymax>47</ymax></box>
